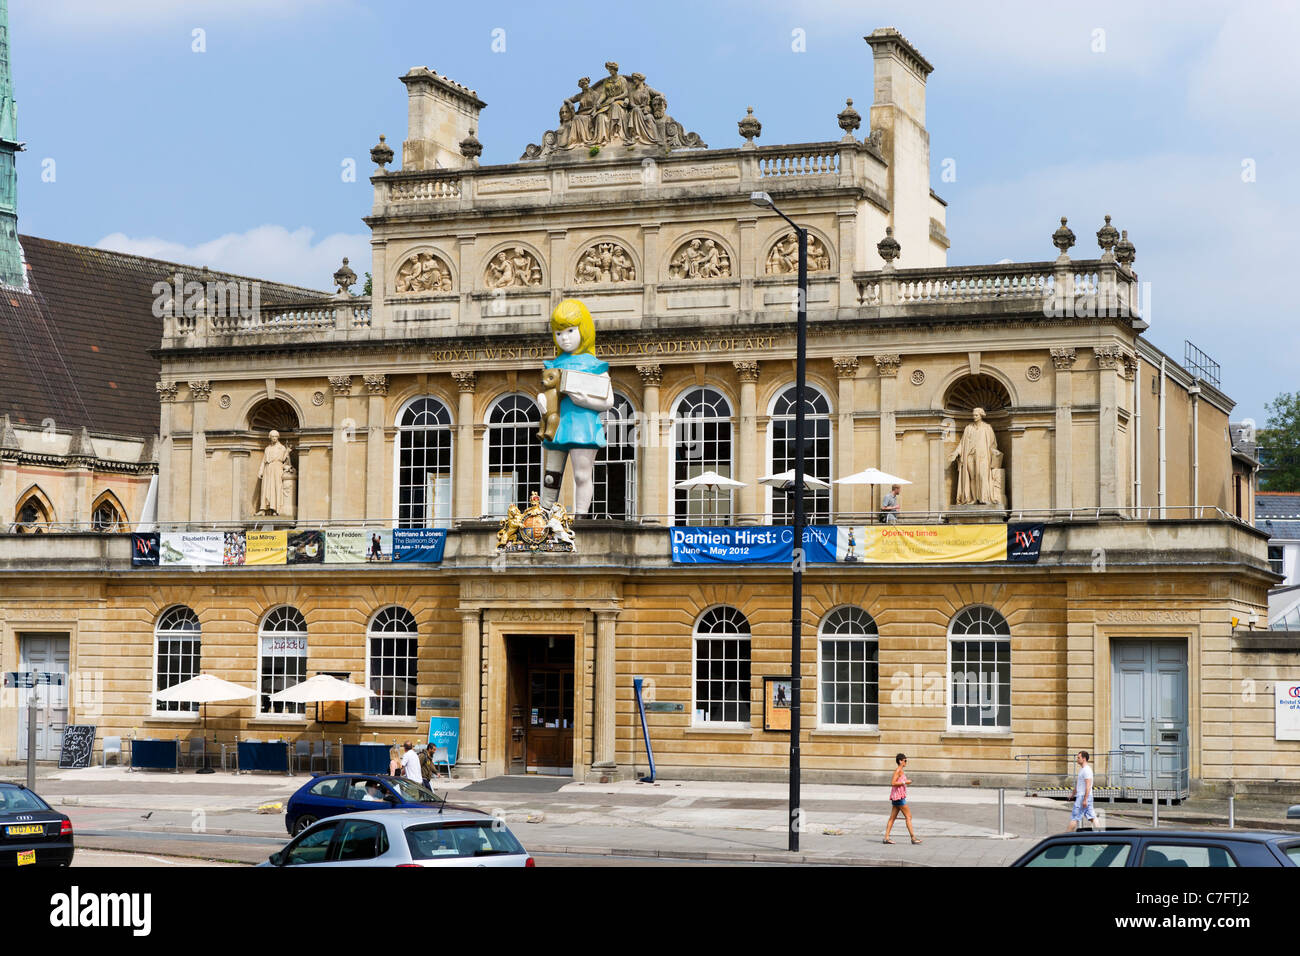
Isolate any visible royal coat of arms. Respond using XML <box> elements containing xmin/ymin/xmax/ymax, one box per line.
<box><xmin>497</xmin><ymin>492</ymin><xmax>577</xmax><ymax>553</ymax></box>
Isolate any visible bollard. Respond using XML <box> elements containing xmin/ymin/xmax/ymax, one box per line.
<box><xmin>26</xmin><ymin>694</ymin><xmax>38</xmax><ymax>790</ymax></box>
<box><xmin>998</xmin><ymin>787</ymin><xmax>1005</xmax><ymax>836</ymax></box>
<box><xmin>1152</xmin><ymin>792</ymin><xmax>1158</xmax><ymax>828</ymax></box>
<box><xmin>1228</xmin><ymin>794</ymin><xmax>1235</xmax><ymax>830</ymax></box>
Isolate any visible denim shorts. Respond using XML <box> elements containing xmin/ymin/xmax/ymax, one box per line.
<box><xmin>891</xmin><ymin>798</ymin><xmax>906</xmax><ymax>807</ymax></box>
<box><xmin>1070</xmin><ymin>801</ymin><xmax>1096</xmax><ymax>822</ymax></box>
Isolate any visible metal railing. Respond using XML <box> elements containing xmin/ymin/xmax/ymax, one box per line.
<box><xmin>1014</xmin><ymin>747</ymin><xmax>1190</xmax><ymax>803</ymax></box>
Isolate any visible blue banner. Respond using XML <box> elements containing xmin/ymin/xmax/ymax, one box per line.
<box><xmin>426</xmin><ymin>716</ymin><xmax>460</xmax><ymax>766</ymax></box>
<box><xmin>670</xmin><ymin>526</ymin><xmax>838</xmax><ymax>564</ymax></box>
<box><xmin>392</xmin><ymin>528</ymin><xmax>448</xmax><ymax>563</ymax></box>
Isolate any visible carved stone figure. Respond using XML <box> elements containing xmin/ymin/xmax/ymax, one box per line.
<box><xmin>574</xmin><ymin>242</ymin><xmax>636</xmax><ymax>284</ymax></box>
<box><xmin>670</xmin><ymin>238</ymin><xmax>731</xmax><ymax>279</ymax></box>
<box><xmin>257</xmin><ymin>430</ymin><xmax>290</xmax><ymax>515</ymax></box>
<box><xmin>394</xmin><ymin>251</ymin><xmax>453</xmax><ymax>294</ymax></box>
<box><xmin>765</xmin><ymin>232</ymin><xmax>831</xmax><ymax>275</ymax></box>
<box><xmin>948</xmin><ymin>408</ymin><xmax>1003</xmax><ymax>506</ymax></box>
<box><xmin>485</xmin><ymin>247</ymin><xmax>543</xmax><ymax>289</ymax></box>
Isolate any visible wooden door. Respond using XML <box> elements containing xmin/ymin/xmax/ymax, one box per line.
<box><xmin>525</xmin><ymin>668</ymin><xmax>573</xmax><ymax>774</ymax></box>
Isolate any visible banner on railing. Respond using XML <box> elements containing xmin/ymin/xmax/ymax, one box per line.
<box><xmin>670</xmin><ymin>526</ymin><xmax>839</xmax><ymax>564</ymax></box>
<box><xmin>132</xmin><ymin>528</ymin><xmax>446</xmax><ymax>567</ymax></box>
<box><xmin>671</xmin><ymin>523</ymin><xmax>1046</xmax><ymax>564</ymax></box>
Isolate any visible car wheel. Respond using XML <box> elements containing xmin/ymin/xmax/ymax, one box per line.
<box><xmin>293</xmin><ymin>814</ymin><xmax>318</xmax><ymax>835</ymax></box>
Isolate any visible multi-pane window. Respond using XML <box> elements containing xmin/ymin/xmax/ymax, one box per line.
<box><xmin>818</xmin><ymin>606</ymin><xmax>878</xmax><ymax>727</ymax></box>
<box><xmin>948</xmin><ymin>605</ymin><xmax>1011</xmax><ymax>730</ymax></box>
<box><xmin>1269</xmin><ymin>546</ymin><xmax>1285</xmax><ymax>577</ymax></box>
<box><xmin>367</xmin><ymin>606</ymin><xmax>417</xmax><ymax>719</ymax></box>
<box><xmin>486</xmin><ymin>394</ymin><xmax>541</xmax><ymax>514</ymax></box>
<box><xmin>769</xmin><ymin>385</ymin><xmax>832</xmax><ymax>523</ymax></box>
<box><xmin>693</xmin><ymin>606</ymin><xmax>751</xmax><ymax>725</ymax></box>
<box><xmin>397</xmin><ymin>398</ymin><xmax>453</xmax><ymax>528</ymax></box>
<box><xmin>154</xmin><ymin>605</ymin><xmax>201</xmax><ymax>714</ymax></box>
<box><xmin>259</xmin><ymin>606</ymin><xmax>308</xmax><ymax>716</ymax></box>
<box><xmin>592</xmin><ymin>393</ymin><xmax>637</xmax><ymax>520</ymax></box>
<box><xmin>673</xmin><ymin>387</ymin><xmax>733</xmax><ymax>525</ymax></box>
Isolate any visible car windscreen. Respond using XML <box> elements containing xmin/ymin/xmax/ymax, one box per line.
<box><xmin>387</xmin><ymin>778</ymin><xmax>437</xmax><ymax>802</ymax></box>
<box><xmin>405</xmin><ymin>821</ymin><xmax>525</xmax><ymax>860</ymax></box>
<box><xmin>1</xmin><ymin>788</ymin><xmax>52</xmax><ymax>813</ymax></box>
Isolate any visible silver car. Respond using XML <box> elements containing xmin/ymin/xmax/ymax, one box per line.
<box><xmin>262</xmin><ymin>808</ymin><xmax>534</xmax><ymax>868</ymax></box>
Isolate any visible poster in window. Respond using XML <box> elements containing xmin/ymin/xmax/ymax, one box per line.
<box><xmin>763</xmin><ymin>675</ymin><xmax>793</xmax><ymax>732</ymax></box>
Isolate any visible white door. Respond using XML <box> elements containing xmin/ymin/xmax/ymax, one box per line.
<box><xmin>17</xmin><ymin>634</ymin><xmax>70</xmax><ymax>761</ymax></box>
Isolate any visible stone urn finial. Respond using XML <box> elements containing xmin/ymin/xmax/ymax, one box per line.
<box><xmin>1052</xmin><ymin>216</ymin><xmax>1076</xmax><ymax>259</ymax></box>
<box><xmin>370</xmin><ymin>134</ymin><xmax>394</xmax><ymax>171</ymax></box>
<box><xmin>738</xmin><ymin>106</ymin><xmax>761</xmax><ymax>148</ymax></box>
<box><xmin>1115</xmin><ymin>229</ymin><xmax>1136</xmax><ymax>269</ymax></box>
<box><xmin>459</xmin><ymin>127</ymin><xmax>483</xmax><ymax>165</ymax></box>
<box><xmin>1096</xmin><ymin>214</ymin><xmax>1119</xmax><ymax>260</ymax></box>
<box><xmin>837</xmin><ymin>98</ymin><xmax>861</xmax><ymax>139</ymax></box>
<box><xmin>333</xmin><ymin>257</ymin><xmax>357</xmax><ymax>298</ymax></box>
<box><xmin>877</xmin><ymin>226</ymin><xmax>901</xmax><ymax>267</ymax></box>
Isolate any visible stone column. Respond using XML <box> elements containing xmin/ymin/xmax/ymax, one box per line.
<box><xmin>1095</xmin><ymin>346</ymin><xmax>1122</xmax><ymax>512</ymax></box>
<box><xmin>636</xmin><ymin>364</ymin><xmax>663</xmax><ymax>523</ymax></box>
<box><xmin>188</xmin><ymin>381</ymin><xmax>211</xmax><ymax>524</ymax></box>
<box><xmin>363</xmin><ymin>374</ymin><xmax>389</xmax><ymax>522</ymax></box>
<box><xmin>874</xmin><ymin>354</ymin><xmax>901</xmax><ymax>478</ymax></box>
<box><xmin>927</xmin><ymin>428</ymin><xmax>945</xmax><ymax>514</ymax></box>
<box><xmin>592</xmin><ymin>609</ymin><xmax>619</xmax><ymax>775</ymax></box>
<box><xmin>456</xmin><ymin>234</ymin><xmax>476</xmax><ymax>321</ymax></box>
<box><xmin>1051</xmin><ymin>347</ymin><xmax>1076</xmax><ymax>510</ymax></box>
<box><xmin>451</xmin><ymin>371</ymin><xmax>477</xmax><ymax>523</ymax></box>
<box><xmin>833</xmin><ymin>357</ymin><xmax>859</xmax><ymax>517</ymax></box>
<box><xmin>230</xmin><ymin>449</ymin><xmax>249</xmax><ymax>521</ymax></box>
<box><xmin>547</xmin><ymin>230</ymin><xmax>567</xmax><ymax>314</ymax></box>
<box><xmin>734</xmin><ymin>361</ymin><xmax>761</xmax><ymax>524</ymax></box>
<box><xmin>458</xmin><ymin>610</ymin><xmax>482</xmax><ymax>774</ymax></box>
<box><xmin>836</xmin><ymin>210</ymin><xmax>857</xmax><ymax>308</ymax></box>
<box><xmin>156</xmin><ymin>382</ymin><xmax>177</xmax><ymax>522</ymax></box>
<box><xmin>737</xmin><ymin>216</ymin><xmax>757</xmax><ymax>313</ymax></box>
<box><xmin>1009</xmin><ymin>427</ymin><xmax>1027</xmax><ymax>512</ymax></box>
<box><xmin>329</xmin><ymin>376</ymin><xmax>353</xmax><ymax>520</ymax></box>
<box><xmin>640</xmin><ymin>225</ymin><xmax>660</xmax><ymax>319</ymax></box>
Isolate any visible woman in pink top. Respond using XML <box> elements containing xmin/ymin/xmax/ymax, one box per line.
<box><xmin>884</xmin><ymin>753</ymin><xmax>921</xmax><ymax>844</ymax></box>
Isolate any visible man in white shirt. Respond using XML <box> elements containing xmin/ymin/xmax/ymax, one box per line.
<box><xmin>1067</xmin><ymin>750</ymin><xmax>1096</xmax><ymax>831</ymax></box>
<box><xmin>400</xmin><ymin>741</ymin><xmax>422</xmax><ymax>785</ymax></box>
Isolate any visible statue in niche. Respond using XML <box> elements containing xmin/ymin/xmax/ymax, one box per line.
<box><xmin>765</xmin><ymin>232</ymin><xmax>831</xmax><ymax>275</ymax></box>
<box><xmin>394</xmin><ymin>252</ymin><xmax>453</xmax><ymax>294</ymax></box>
<box><xmin>485</xmin><ymin>247</ymin><xmax>542</xmax><ymax>289</ymax></box>
<box><xmin>574</xmin><ymin>242</ymin><xmax>636</xmax><ymax>284</ymax></box>
<box><xmin>257</xmin><ymin>430</ymin><xmax>290</xmax><ymax>515</ymax></box>
<box><xmin>670</xmin><ymin>238</ymin><xmax>731</xmax><ymax>279</ymax></box>
<box><xmin>949</xmin><ymin>408</ymin><xmax>1004</xmax><ymax>506</ymax></box>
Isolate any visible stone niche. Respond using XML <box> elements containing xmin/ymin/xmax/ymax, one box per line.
<box><xmin>942</xmin><ymin>374</ymin><xmax>1012</xmax><ymax>511</ymax></box>
<box><xmin>246</xmin><ymin>398</ymin><xmax>299</xmax><ymax>522</ymax></box>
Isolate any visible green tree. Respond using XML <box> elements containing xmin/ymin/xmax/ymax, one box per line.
<box><xmin>362</xmin><ymin>271</ymin><xmax>372</xmax><ymax>296</ymax></box>
<box><xmin>1259</xmin><ymin>391</ymin><xmax>1300</xmax><ymax>491</ymax></box>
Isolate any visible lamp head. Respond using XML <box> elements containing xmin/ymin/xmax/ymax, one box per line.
<box><xmin>750</xmin><ymin>190</ymin><xmax>774</xmax><ymax>209</ymax></box>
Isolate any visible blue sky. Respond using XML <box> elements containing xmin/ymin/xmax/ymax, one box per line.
<box><xmin>11</xmin><ymin>0</ymin><xmax>1297</xmax><ymax>424</ymax></box>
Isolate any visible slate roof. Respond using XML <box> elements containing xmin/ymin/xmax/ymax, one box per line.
<box><xmin>1257</xmin><ymin>492</ymin><xmax>1300</xmax><ymax>540</ymax></box>
<box><xmin>0</xmin><ymin>236</ymin><xmax>326</xmax><ymax>438</ymax></box>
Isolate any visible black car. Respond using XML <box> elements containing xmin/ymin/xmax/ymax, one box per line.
<box><xmin>1011</xmin><ymin>829</ymin><xmax>1300</xmax><ymax>867</ymax></box>
<box><xmin>0</xmin><ymin>782</ymin><xmax>73</xmax><ymax>868</ymax></box>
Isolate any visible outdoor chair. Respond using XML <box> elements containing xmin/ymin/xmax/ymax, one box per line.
<box><xmin>311</xmin><ymin>740</ymin><xmax>332</xmax><ymax>772</ymax></box>
<box><xmin>186</xmin><ymin>736</ymin><xmax>206</xmax><ymax>769</ymax></box>
<box><xmin>293</xmin><ymin>740</ymin><xmax>311</xmax><ymax>773</ymax></box>
<box><xmin>101</xmin><ymin>736</ymin><xmax>122</xmax><ymax>768</ymax></box>
<box><xmin>430</xmin><ymin>745</ymin><xmax>453</xmax><ymax>780</ymax></box>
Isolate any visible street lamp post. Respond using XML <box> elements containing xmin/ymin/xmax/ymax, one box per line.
<box><xmin>750</xmin><ymin>191</ymin><xmax>806</xmax><ymax>852</ymax></box>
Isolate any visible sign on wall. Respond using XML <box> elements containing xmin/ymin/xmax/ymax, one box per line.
<box><xmin>1275</xmin><ymin>682</ymin><xmax>1300</xmax><ymax>741</ymax></box>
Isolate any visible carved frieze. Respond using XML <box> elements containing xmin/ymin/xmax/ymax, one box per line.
<box><xmin>484</xmin><ymin>247</ymin><xmax>544</xmax><ymax>289</ymax></box>
<box><xmin>394</xmin><ymin>251</ymin><xmax>454</xmax><ymax>295</ymax></box>
<box><xmin>668</xmin><ymin>237</ymin><xmax>732</xmax><ymax>280</ymax></box>
<box><xmin>765</xmin><ymin>232</ymin><xmax>831</xmax><ymax>275</ymax></box>
<box><xmin>574</xmin><ymin>242</ymin><xmax>637</xmax><ymax>284</ymax></box>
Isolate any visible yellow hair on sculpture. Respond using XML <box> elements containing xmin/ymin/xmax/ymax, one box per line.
<box><xmin>550</xmin><ymin>298</ymin><xmax>596</xmax><ymax>356</ymax></box>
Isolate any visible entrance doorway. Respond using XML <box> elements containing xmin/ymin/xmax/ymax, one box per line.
<box><xmin>1111</xmin><ymin>639</ymin><xmax>1189</xmax><ymax>796</ymax></box>
<box><xmin>17</xmin><ymin>634</ymin><xmax>70</xmax><ymax>761</ymax></box>
<box><xmin>505</xmin><ymin>636</ymin><xmax>574</xmax><ymax>776</ymax></box>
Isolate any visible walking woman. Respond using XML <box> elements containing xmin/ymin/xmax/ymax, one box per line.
<box><xmin>884</xmin><ymin>753</ymin><xmax>921</xmax><ymax>844</ymax></box>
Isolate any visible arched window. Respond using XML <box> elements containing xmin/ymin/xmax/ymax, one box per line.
<box><xmin>818</xmin><ymin>606</ymin><xmax>878</xmax><ymax>728</ymax></box>
<box><xmin>91</xmin><ymin>493</ymin><xmax>125</xmax><ymax>532</ymax></box>
<box><xmin>259</xmin><ymin>606</ymin><xmax>308</xmax><ymax>716</ymax></box>
<box><xmin>592</xmin><ymin>393</ymin><xmax>637</xmax><ymax>520</ymax></box>
<box><xmin>485</xmin><ymin>394</ymin><xmax>541</xmax><ymax>514</ymax></box>
<box><xmin>396</xmin><ymin>397</ymin><xmax>453</xmax><ymax>528</ymax></box>
<box><xmin>367</xmin><ymin>606</ymin><xmax>418</xmax><ymax>719</ymax></box>
<box><xmin>769</xmin><ymin>385</ymin><xmax>832</xmax><ymax>523</ymax></box>
<box><xmin>154</xmin><ymin>606</ymin><xmax>201</xmax><ymax>715</ymax></box>
<box><xmin>14</xmin><ymin>490</ymin><xmax>51</xmax><ymax>533</ymax></box>
<box><xmin>673</xmin><ymin>387</ymin><xmax>733</xmax><ymax>525</ymax></box>
<box><xmin>948</xmin><ymin>605</ymin><xmax>1011</xmax><ymax>730</ymax></box>
<box><xmin>693</xmin><ymin>606</ymin><xmax>751</xmax><ymax>726</ymax></box>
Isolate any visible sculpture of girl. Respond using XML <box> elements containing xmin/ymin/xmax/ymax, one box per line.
<box><xmin>537</xmin><ymin>298</ymin><xmax>614</xmax><ymax>516</ymax></box>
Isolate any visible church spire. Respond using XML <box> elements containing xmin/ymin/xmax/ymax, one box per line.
<box><xmin>0</xmin><ymin>0</ymin><xmax>26</xmax><ymax>290</ymax></box>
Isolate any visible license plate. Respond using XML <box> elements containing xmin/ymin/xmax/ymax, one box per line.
<box><xmin>6</xmin><ymin>825</ymin><xmax>44</xmax><ymax>837</ymax></box>
<box><xmin>17</xmin><ymin>849</ymin><xmax>35</xmax><ymax>866</ymax></box>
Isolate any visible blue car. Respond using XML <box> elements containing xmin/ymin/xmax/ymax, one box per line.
<box><xmin>285</xmin><ymin>774</ymin><xmax>445</xmax><ymax>835</ymax></box>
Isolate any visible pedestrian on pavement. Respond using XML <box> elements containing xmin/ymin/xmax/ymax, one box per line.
<box><xmin>388</xmin><ymin>746</ymin><xmax>402</xmax><ymax>776</ymax></box>
<box><xmin>1067</xmin><ymin>750</ymin><xmax>1096</xmax><ymax>831</ymax></box>
<box><xmin>400</xmin><ymin>740</ymin><xmax>422</xmax><ymax>785</ymax></box>
<box><xmin>884</xmin><ymin>753</ymin><xmax>921</xmax><ymax>844</ymax></box>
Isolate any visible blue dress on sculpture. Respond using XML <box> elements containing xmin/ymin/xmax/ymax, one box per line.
<box><xmin>543</xmin><ymin>351</ymin><xmax>608</xmax><ymax>450</ymax></box>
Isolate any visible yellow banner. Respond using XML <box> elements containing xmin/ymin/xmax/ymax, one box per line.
<box><xmin>841</xmin><ymin>524</ymin><xmax>1007</xmax><ymax>563</ymax></box>
<box><xmin>245</xmin><ymin>530</ymin><xmax>288</xmax><ymax>565</ymax></box>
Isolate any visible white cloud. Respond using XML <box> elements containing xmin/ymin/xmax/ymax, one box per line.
<box><xmin>95</xmin><ymin>225</ymin><xmax>369</xmax><ymax>291</ymax></box>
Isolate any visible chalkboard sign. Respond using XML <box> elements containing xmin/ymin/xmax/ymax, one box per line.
<box><xmin>59</xmin><ymin>725</ymin><xmax>97</xmax><ymax>769</ymax></box>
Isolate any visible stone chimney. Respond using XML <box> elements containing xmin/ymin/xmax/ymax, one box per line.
<box><xmin>400</xmin><ymin>67</ymin><xmax>487</xmax><ymax>171</ymax></box>
<box><xmin>865</xmin><ymin>28</ymin><xmax>945</xmax><ymax>267</ymax></box>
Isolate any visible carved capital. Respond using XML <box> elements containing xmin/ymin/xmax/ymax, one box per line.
<box><xmin>636</xmin><ymin>363</ymin><xmax>663</xmax><ymax>388</ymax></box>
<box><xmin>363</xmin><ymin>374</ymin><xmax>389</xmax><ymax>396</ymax></box>
<box><xmin>1094</xmin><ymin>345</ymin><xmax>1123</xmax><ymax>370</ymax></box>
<box><xmin>873</xmin><ymin>353</ymin><xmax>901</xmax><ymax>378</ymax></box>
<box><xmin>451</xmin><ymin>370</ymin><xmax>477</xmax><ymax>394</ymax></box>
<box><xmin>1122</xmin><ymin>354</ymin><xmax>1140</xmax><ymax>381</ymax></box>
<box><xmin>156</xmin><ymin>381</ymin><xmax>178</xmax><ymax>403</ymax></box>
<box><xmin>1050</xmin><ymin>347</ymin><xmax>1077</xmax><ymax>371</ymax></box>
<box><xmin>188</xmin><ymin>380</ymin><xmax>212</xmax><ymax>402</ymax></box>
<box><xmin>328</xmin><ymin>375</ymin><xmax>353</xmax><ymax>396</ymax></box>
<box><xmin>833</xmin><ymin>356</ymin><xmax>860</xmax><ymax>379</ymax></box>
<box><xmin>733</xmin><ymin>360</ymin><xmax>760</xmax><ymax>384</ymax></box>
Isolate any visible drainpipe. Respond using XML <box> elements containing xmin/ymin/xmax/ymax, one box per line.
<box><xmin>1189</xmin><ymin>384</ymin><xmax>1201</xmax><ymax>515</ymax></box>
<box><xmin>1158</xmin><ymin>357</ymin><xmax>1167</xmax><ymax>519</ymax></box>
<box><xmin>1133</xmin><ymin>360</ymin><xmax>1142</xmax><ymax>516</ymax></box>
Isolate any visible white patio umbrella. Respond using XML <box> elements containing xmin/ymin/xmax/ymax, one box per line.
<box><xmin>675</xmin><ymin>470</ymin><xmax>746</xmax><ymax>524</ymax></box>
<box><xmin>833</xmin><ymin>468</ymin><xmax>913</xmax><ymax>517</ymax></box>
<box><xmin>269</xmin><ymin>673</ymin><xmax>374</xmax><ymax>703</ymax></box>
<box><xmin>758</xmin><ymin>469</ymin><xmax>831</xmax><ymax>491</ymax></box>
<box><xmin>154</xmin><ymin>673</ymin><xmax>255</xmax><ymax>774</ymax></box>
